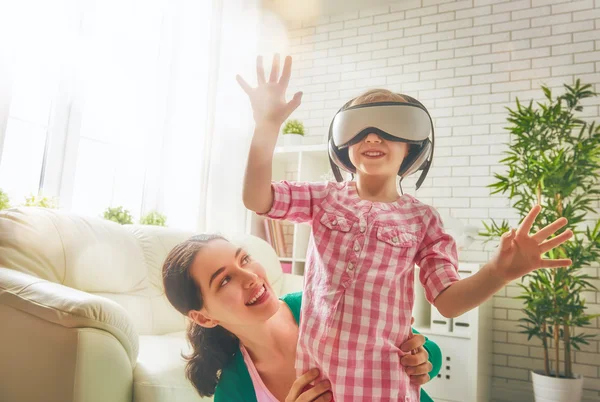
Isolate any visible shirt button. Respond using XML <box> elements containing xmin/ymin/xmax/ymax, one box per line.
<box><xmin>348</xmin><ymin>263</ymin><xmax>354</xmax><ymax>270</ymax></box>
<box><xmin>354</xmin><ymin>245</ymin><xmax>360</xmax><ymax>252</ymax></box>
<box><xmin>360</xmin><ymin>226</ymin><xmax>365</xmax><ymax>233</ymax></box>
<box><xmin>393</xmin><ymin>237</ymin><xmax>399</xmax><ymax>243</ymax></box>
<box><xmin>331</xmin><ymin>220</ymin><xmax>337</xmax><ymax>225</ymax></box>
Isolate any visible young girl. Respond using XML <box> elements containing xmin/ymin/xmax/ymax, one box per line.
<box><xmin>237</xmin><ymin>54</ymin><xmax>573</xmax><ymax>401</ymax></box>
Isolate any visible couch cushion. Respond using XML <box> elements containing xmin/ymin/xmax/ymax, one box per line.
<box><xmin>0</xmin><ymin>208</ymin><xmax>147</xmax><ymax>293</ymax></box>
<box><xmin>134</xmin><ymin>332</ymin><xmax>212</xmax><ymax>402</ymax></box>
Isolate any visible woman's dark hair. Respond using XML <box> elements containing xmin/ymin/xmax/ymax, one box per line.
<box><xmin>162</xmin><ymin>234</ymin><xmax>239</xmax><ymax>397</ymax></box>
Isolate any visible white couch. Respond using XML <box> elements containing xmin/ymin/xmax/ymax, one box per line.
<box><xmin>0</xmin><ymin>207</ymin><xmax>304</xmax><ymax>402</ymax></box>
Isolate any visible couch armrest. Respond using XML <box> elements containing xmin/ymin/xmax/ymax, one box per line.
<box><xmin>0</xmin><ymin>267</ymin><xmax>139</xmax><ymax>365</ymax></box>
<box><xmin>280</xmin><ymin>273</ymin><xmax>304</xmax><ymax>295</ymax></box>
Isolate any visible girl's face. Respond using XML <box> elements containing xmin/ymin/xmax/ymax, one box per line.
<box><xmin>188</xmin><ymin>239</ymin><xmax>280</xmax><ymax>330</ymax></box>
<box><xmin>348</xmin><ymin>133</ymin><xmax>409</xmax><ymax>178</ymax></box>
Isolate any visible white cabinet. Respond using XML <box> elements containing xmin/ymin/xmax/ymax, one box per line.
<box><xmin>419</xmin><ymin>263</ymin><xmax>493</xmax><ymax>402</ymax></box>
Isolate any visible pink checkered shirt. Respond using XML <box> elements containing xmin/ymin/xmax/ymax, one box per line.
<box><xmin>261</xmin><ymin>180</ymin><xmax>460</xmax><ymax>401</ymax></box>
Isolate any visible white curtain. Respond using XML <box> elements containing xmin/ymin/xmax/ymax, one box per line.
<box><xmin>197</xmin><ymin>0</ymin><xmax>261</xmax><ymax>234</ymax></box>
<box><xmin>198</xmin><ymin>0</ymin><xmax>291</xmax><ymax>234</ymax></box>
<box><xmin>0</xmin><ymin>0</ymin><xmax>289</xmax><ymax>234</ymax></box>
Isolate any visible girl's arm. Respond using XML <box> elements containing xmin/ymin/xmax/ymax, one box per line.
<box><xmin>237</xmin><ymin>54</ymin><xmax>302</xmax><ymax>214</ymax></box>
<box><xmin>434</xmin><ymin>205</ymin><xmax>572</xmax><ymax>318</ymax></box>
<box><xmin>243</xmin><ymin>122</ymin><xmax>280</xmax><ymax>214</ymax></box>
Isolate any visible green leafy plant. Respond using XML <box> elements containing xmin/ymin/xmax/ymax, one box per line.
<box><xmin>139</xmin><ymin>210</ymin><xmax>167</xmax><ymax>226</ymax></box>
<box><xmin>481</xmin><ymin>80</ymin><xmax>600</xmax><ymax>379</ymax></box>
<box><xmin>282</xmin><ymin>119</ymin><xmax>305</xmax><ymax>135</ymax></box>
<box><xmin>103</xmin><ymin>206</ymin><xmax>134</xmax><ymax>225</ymax></box>
<box><xmin>0</xmin><ymin>189</ymin><xmax>10</xmax><ymax>210</ymax></box>
<box><xmin>23</xmin><ymin>194</ymin><xmax>59</xmax><ymax>209</ymax></box>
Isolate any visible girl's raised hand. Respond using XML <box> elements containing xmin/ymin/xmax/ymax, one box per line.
<box><xmin>237</xmin><ymin>54</ymin><xmax>302</xmax><ymax>128</ymax></box>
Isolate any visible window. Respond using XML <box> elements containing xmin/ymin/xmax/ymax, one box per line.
<box><xmin>0</xmin><ymin>0</ymin><xmax>215</xmax><ymax>227</ymax></box>
<box><xmin>0</xmin><ymin>0</ymin><xmax>70</xmax><ymax>204</ymax></box>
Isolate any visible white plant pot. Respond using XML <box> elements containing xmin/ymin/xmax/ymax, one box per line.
<box><xmin>532</xmin><ymin>370</ymin><xmax>584</xmax><ymax>402</ymax></box>
<box><xmin>282</xmin><ymin>134</ymin><xmax>303</xmax><ymax>146</ymax></box>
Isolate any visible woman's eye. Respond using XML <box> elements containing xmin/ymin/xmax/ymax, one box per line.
<box><xmin>242</xmin><ymin>255</ymin><xmax>251</xmax><ymax>264</ymax></box>
<box><xmin>220</xmin><ymin>276</ymin><xmax>231</xmax><ymax>287</ymax></box>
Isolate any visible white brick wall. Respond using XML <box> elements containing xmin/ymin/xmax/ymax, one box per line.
<box><xmin>268</xmin><ymin>0</ymin><xmax>600</xmax><ymax>400</ymax></box>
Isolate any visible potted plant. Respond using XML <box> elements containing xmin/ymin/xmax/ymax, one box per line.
<box><xmin>0</xmin><ymin>189</ymin><xmax>10</xmax><ymax>210</ymax></box>
<box><xmin>103</xmin><ymin>206</ymin><xmax>134</xmax><ymax>225</ymax></box>
<box><xmin>282</xmin><ymin>119</ymin><xmax>305</xmax><ymax>146</ymax></box>
<box><xmin>481</xmin><ymin>80</ymin><xmax>600</xmax><ymax>402</ymax></box>
<box><xmin>139</xmin><ymin>210</ymin><xmax>167</xmax><ymax>226</ymax></box>
<box><xmin>23</xmin><ymin>194</ymin><xmax>59</xmax><ymax>209</ymax></box>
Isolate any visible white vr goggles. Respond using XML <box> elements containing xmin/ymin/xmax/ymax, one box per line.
<box><xmin>328</xmin><ymin>94</ymin><xmax>434</xmax><ymax>189</ymax></box>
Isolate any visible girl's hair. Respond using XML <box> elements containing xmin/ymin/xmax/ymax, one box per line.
<box><xmin>162</xmin><ymin>234</ymin><xmax>239</xmax><ymax>397</ymax></box>
<box><xmin>349</xmin><ymin>88</ymin><xmax>406</xmax><ymax>106</ymax></box>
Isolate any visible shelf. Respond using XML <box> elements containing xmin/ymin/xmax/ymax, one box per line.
<box><xmin>279</xmin><ymin>257</ymin><xmax>293</xmax><ymax>262</ymax></box>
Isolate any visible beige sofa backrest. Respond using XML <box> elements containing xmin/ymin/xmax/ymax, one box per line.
<box><xmin>0</xmin><ymin>207</ymin><xmax>286</xmax><ymax>336</ymax></box>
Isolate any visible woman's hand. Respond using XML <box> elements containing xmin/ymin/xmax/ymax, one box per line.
<box><xmin>285</xmin><ymin>369</ymin><xmax>332</xmax><ymax>402</ymax></box>
<box><xmin>237</xmin><ymin>54</ymin><xmax>302</xmax><ymax>128</ymax></box>
<box><xmin>400</xmin><ymin>318</ymin><xmax>432</xmax><ymax>385</ymax></box>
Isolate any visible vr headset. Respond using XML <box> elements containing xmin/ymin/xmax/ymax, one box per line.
<box><xmin>328</xmin><ymin>94</ymin><xmax>434</xmax><ymax>189</ymax></box>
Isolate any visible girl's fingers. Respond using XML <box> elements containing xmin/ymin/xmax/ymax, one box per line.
<box><xmin>531</xmin><ymin>217</ymin><xmax>568</xmax><ymax>242</ymax></box>
<box><xmin>283</xmin><ymin>91</ymin><xmax>303</xmax><ymax>120</ymax></box>
<box><xmin>539</xmin><ymin>258</ymin><xmax>572</xmax><ymax>269</ymax></box>
<box><xmin>279</xmin><ymin>55</ymin><xmax>293</xmax><ymax>88</ymax></box>
<box><xmin>236</xmin><ymin>75</ymin><xmax>252</xmax><ymax>95</ymax></box>
<box><xmin>256</xmin><ymin>55</ymin><xmax>266</xmax><ymax>85</ymax></box>
<box><xmin>269</xmin><ymin>53</ymin><xmax>281</xmax><ymax>83</ymax></box>
<box><xmin>539</xmin><ymin>230</ymin><xmax>573</xmax><ymax>253</ymax></box>
<box><xmin>516</xmin><ymin>205</ymin><xmax>541</xmax><ymax>238</ymax></box>
<box><xmin>499</xmin><ymin>228</ymin><xmax>516</xmax><ymax>252</ymax></box>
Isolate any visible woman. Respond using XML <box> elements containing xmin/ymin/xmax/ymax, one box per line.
<box><xmin>163</xmin><ymin>234</ymin><xmax>441</xmax><ymax>402</ymax></box>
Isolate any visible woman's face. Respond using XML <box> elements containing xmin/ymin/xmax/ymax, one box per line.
<box><xmin>348</xmin><ymin>133</ymin><xmax>409</xmax><ymax>178</ymax></box>
<box><xmin>188</xmin><ymin>239</ymin><xmax>280</xmax><ymax>330</ymax></box>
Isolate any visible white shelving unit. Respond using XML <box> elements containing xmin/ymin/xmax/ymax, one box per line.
<box><xmin>419</xmin><ymin>263</ymin><xmax>493</xmax><ymax>402</ymax></box>
<box><xmin>246</xmin><ymin>146</ymin><xmax>492</xmax><ymax>402</ymax></box>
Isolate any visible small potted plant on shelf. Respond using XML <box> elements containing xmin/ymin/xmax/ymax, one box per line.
<box><xmin>0</xmin><ymin>189</ymin><xmax>11</xmax><ymax>210</ymax></box>
<box><xmin>139</xmin><ymin>210</ymin><xmax>168</xmax><ymax>227</ymax></box>
<box><xmin>103</xmin><ymin>206</ymin><xmax>134</xmax><ymax>225</ymax></box>
<box><xmin>481</xmin><ymin>80</ymin><xmax>600</xmax><ymax>402</ymax></box>
<box><xmin>282</xmin><ymin>119</ymin><xmax>305</xmax><ymax>146</ymax></box>
<box><xmin>23</xmin><ymin>194</ymin><xmax>59</xmax><ymax>209</ymax></box>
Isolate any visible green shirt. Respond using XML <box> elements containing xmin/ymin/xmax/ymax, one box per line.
<box><xmin>215</xmin><ymin>292</ymin><xmax>440</xmax><ymax>402</ymax></box>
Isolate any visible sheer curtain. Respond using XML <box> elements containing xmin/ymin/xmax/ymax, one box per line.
<box><xmin>199</xmin><ymin>0</ymin><xmax>290</xmax><ymax>234</ymax></box>
<box><xmin>64</xmin><ymin>0</ymin><xmax>215</xmax><ymax>225</ymax></box>
<box><xmin>0</xmin><ymin>0</ymin><xmax>287</xmax><ymax>234</ymax></box>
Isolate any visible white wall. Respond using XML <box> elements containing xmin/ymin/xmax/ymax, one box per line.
<box><xmin>262</xmin><ymin>0</ymin><xmax>600</xmax><ymax>400</ymax></box>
